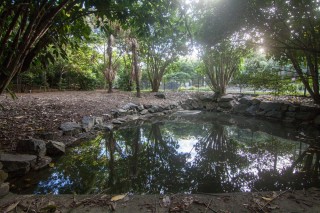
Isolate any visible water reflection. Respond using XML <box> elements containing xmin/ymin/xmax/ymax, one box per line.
<box><xmin>10</xmin><ymin>113</ymin><xmax>320</xmax><ymax>194</ymax></box>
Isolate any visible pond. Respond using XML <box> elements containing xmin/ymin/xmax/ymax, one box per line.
<box><xmin>10</xmin><ymin>111</ymin><xmax>320</xmax><ymax>195</ymax></box>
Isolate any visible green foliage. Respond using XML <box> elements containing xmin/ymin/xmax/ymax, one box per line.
<box><xmin>203</xmin><ymin>40</ymin><xmax>247</xmax><ymax>94</ymax></box>
<box><xmin>233</xmin><ymin>52</ymin><xmax>299</xmax><ymax>95</ymax></box>
<box><xmin>116</xmin><ymin>67</ymin><xmax>134</xmax><ymax>91</ymax></box>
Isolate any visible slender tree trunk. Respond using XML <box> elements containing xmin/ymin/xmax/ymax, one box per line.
<box><xmin>131</xmin><ymin>38</ymin><xmax>141</xmax><ymax>97</ymax></box>
<box><xmin>107</xmin><ymin>35</ymin><xmax>113</xmax><ymax>93</ymax></box>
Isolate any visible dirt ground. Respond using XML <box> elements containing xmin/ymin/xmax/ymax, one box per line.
<box><xmin>0</xmin><ymin>90</ymin><xmax>193</xmax><ymax>151</ymax></box>
<box><xmin>1</xmin><ymin>188</ymin><xmax>320</xmax><ymax>212</ymax></box>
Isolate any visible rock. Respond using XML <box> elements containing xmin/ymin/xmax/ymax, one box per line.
<box><xmin>123</xmin><ymin>103</ymin><xmax>139</xmax><ymax>110</ymax></box>
<box><xmin>0</xmin><ymin>162</ymin><xmax>2</xmax><ymax>170</ymax></box>
<box><xmin>314</xmin><ymin>115</ymin><xmax>320</xmax><ymax>126</ymax></box>
<box><xmin>143</xmin><ymin>104</ymin><xmax>153</xmax><ymax>109</ymax></box>
<box><xmin>0</xmin><ymin>182</ymin><xmax>9</xmax><ymax>197</ymax></box>
<box><xmin>82</xmin><ymin>116</ymin><xmax>95</xmax><ymax>132</ymax></box>
<box><xmin>180</xmin><ymin>103</ymin><xmax>193</xmax><ymax>110</ymax></box>
<box><xmin>35</xmin><ymin>132</ymin><xmax>56</xmax><ymax>140</ymax></box>
<box><xmin>246</xmin><ymin>105</ymin><xmax>260</xmax><ymax>116</ymax></box>
<box><xmin>102</xmin><ymin>113</ymin><xmax>112</xmax><ymax>119</ymax></box>
<box><xmin>137</xmin><ymin>105</ymin><xmax>145</xmax><ymax>111</ymax></box>
<box><xmin>295</xmin><ymin>111</ymin><xmax>316</xmax><ymax>121</ymax></box>
<box><xmin>0</xmin><ymin>153</ymin><xmax>37</xmax><ymax>176</ymax></box>
<box><xmin>0</xmin><ymin>170</ymin><xmax>8</xmax><ymax>184</ymax></box>
<box><xmin>102</xmin><ymin>123</ymin><xmax>113</xmax><ymax>131</ymax></box>
<box><xmin>265</xmin><ymin>111</ymin><xmax>284</xmax><ymax>119</ymax></box>
<box><xmin>233</xmin><ymin>104</ymin><xmax>249</xmax><ymax>114</ymax></box>
<box><xmin>32</xmin><ymin>156</ymin><xmax>52</xmax><ymax>170</ymax></box>
<box><xmin>288</xmin><ymin>104</ymin><xmax>300</xmax><ymax>112</ymax></box>
<box><xmin>199</xmin><ymin>93</ymin><xmax>218</xmax><ymax>102</ymax></box>
<box><xmin>111</xmin><ymin>109</ymin><xmax>120</xmax><ymax>118</ymax></box>
<box><xmin>148</xmin><ymin>106</ymin><xmax>162</xmax><ymax>113</ymax></box>
<box><xmin>126</xmin><ymin>115</ymin><xmax>140</xmax><ymax>121</ymax></box>
<box><xmin>155</xmin><ymin>93</ymin><xmax>166</xmax><ymax>99</ymax></box>
<box><xmin>259</xmin><ymin>101</ymin><xmax>283</xmax><ymax>112</ymax></box>
<box><xmin>239</xmin><ymin>96</ymin><xmax>252</xmax><ymax>105</ymax></box>
<box><xmin>16</xmin><ymin>138</ymin><xmax>46</xmax><ymax>157</ymax></box>
<box><xmin>169</xmin><ymin>104</ymin><xmax>178</xmax><ymax>109</ymax></box>
<box><xmin>60</xmin><ymin>122</ymin><xmax>82</xmax><ymax>136</ymax></box>
<box><xmin>203</xmin><ymin>102</ymin><xmax>218</xmax><ymax>111</ymax></box>
<box><xmin>46</xmin><ymin>141</ymin><xmax>66</xmax><ymax>156</ymax></box>
<box><xmin>285</xmin><ymin>112</ymin><xmax>296</xmax><ymax>118</ymax></box>
<box><xmin>140</xmin><ymin>109</ymin><xmax>149</xmax><ymax>115</ymax></box>
<box><xmin>281</xmin><ymin>104</ymin><xmax>289</xmax><ymax>111</ymax></box>
<box><xmin>251</xmin><ymin>99</ymin><xmax>261</xmax><ymax>105</ymax></box>
<box><xmin>218</xmin><ymin>94</ymin><xmax>234</xmax><ymax>102</ymax></box>
<box><xmin>218</xmin><ymin>100</ymin><xmax>237</xmax><ymax>109</ymax></box>
<box><xmin>112</xmin><ymin>119</ymin><xmax>124</xmax><ymax>125</ymax></box>
<box><xmin>191</xmin><ymin>100</ymin><xmax>202</xmax><ymax>110</ymax></box>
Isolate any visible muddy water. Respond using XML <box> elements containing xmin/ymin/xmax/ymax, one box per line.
<box><xmin>10</xmin><ymin>111</ymin><xmax>320</xmax><ymax>194</ymax></box>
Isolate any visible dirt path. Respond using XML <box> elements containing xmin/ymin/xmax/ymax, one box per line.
<box><xmin>0</xmin><ymin>90</ymin><xmax>194</xmax><ymax>151</ymax></box>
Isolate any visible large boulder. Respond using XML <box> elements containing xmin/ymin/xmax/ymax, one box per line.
<box><xmin>199</xmin><ymin>93</ymin><xmax>218</xmax><ymax>102</ymax></box>
<box><xmin>16</xmin><ymin>138</ymin><xmax>46</xmax><ymax>157</ymax></box>
<box><xmin>218</xmin><ymin>94</ymin><xmax>234</xmax><ymax>102</ymax></box>
<box><xmin>60</xmin><ymin>122</ymin><xmax>82</xmax><ymax>136</ymax></box>
<box><xmin>218</xmin><ymin>100</ymin><xmax>237</xmax><ymax>109</ymax></box>
<box><xmin>0</xmin><ymin>153</ymin><xmax>37</xmax><ymax>176</ymax></box>
<box><xmin>46</xmin><ymin>141</ymin><xmax>66</xmax><ymax>156</ymax></box>
<box><xmin>239</xmin><ymin>96</ymin><xmax>253</xmax><ymax>106</ymax></box>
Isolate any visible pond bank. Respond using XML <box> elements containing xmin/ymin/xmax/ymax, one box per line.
<box><xmin>180</xmin><ymin>93</ymin><xmax>320</xmax><ymax>127</ymax></box>
<box><xmin>1</xmin><ymin>188</ymin><xmax>320</xmax><ymax>212</ymax></box>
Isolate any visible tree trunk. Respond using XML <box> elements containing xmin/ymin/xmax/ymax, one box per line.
<box><xmin>107</xmin><ymin>80</ymin><xmax>113</xmax><ymax>93</ymax></box>
<box><xmin>151</xmin><ymin>78</ymin><xmax>160</xmax><ymax>92</ymax></box>
<box><xmin>131</xmin><ymin>39</ymin><xmax>141</xmax><ymax>97</ymax></box>
<box><xmin>107</xmin><ymin>35</ymin><xmax>113</xmax><ymax>93</ymax></box>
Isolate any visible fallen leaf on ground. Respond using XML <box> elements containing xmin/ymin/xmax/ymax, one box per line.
<box><xmin>261</xmin><ymin>197</ymin><xmax>273</xmax><ymax>201</ymax></box>
<box><xmin>111</xmin><ymin>194</ymin><xmax>127</xmax><ymax>202</ymax></box>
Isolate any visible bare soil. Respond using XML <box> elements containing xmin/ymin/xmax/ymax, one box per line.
<box><xmin>0</xmin><ymin>90</ymin><xmax>193</xmax><ymax>151</ymax></box>
<box><xmin>1</xmin><ymin>188</ymin><xmax>320</xmax><ymax>212</ymax></box>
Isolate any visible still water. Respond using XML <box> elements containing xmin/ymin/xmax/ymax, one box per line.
<box><xmin>11</xmin><ymin>111</ymin><xmax>320</xmax><ymax>194</ymax></box>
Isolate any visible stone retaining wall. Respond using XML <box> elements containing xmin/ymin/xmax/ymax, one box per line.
<box><xmin>180</xmin><ymin>94</ymin><xmax>320</xmax><ymax>126</ymax></box>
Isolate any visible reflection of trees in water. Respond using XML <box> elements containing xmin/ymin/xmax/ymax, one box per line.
<box><xmin>103</xmin><ymin>123</ymin><xmax>190</xmax><ymax>194</ymax></box>
<box><xmin>189</xmin><ymin>124</ymin><xmax>252</xmax><ymax>193</ymax></box>
<box><xmin>20</xmin><ymin>121</ymin><xmax>320</xmax><ymax>194</ymax></box>
<box><xmin>250</xmin><ymin>142</ymin><xmax>320</xmax><ymax>191</ymax></box>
